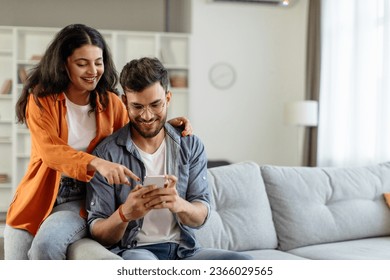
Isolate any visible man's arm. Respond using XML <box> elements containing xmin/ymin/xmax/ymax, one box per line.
<box><xmin>143</xmin><ymin>175</ymin><xmax>208</xmax><ymax>228</ymax></box>
<box><xmin>90</xmin><ymin>185</ymin><xmax>158</xmax><ymax>246</ymax></box>
<box><xmin>175</xmin><ymin>200</ymin><xmax>208</xmax><ymax>227</ymax></box>
<box><xmin>90</xmin><ymin>209</ymin><xmax>129</xmax><ymax>246</ymax></box>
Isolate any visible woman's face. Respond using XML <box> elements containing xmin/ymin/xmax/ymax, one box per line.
<box><xmin>65</xmin><ymin>44</ymin><xmax>104</xmax><ymax>95</ymax></box>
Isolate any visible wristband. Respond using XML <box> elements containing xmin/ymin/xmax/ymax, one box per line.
<box><xmin>118</xmin><ymin>204</ymin><xmax>129</xmax><ymax>223</ymax></box>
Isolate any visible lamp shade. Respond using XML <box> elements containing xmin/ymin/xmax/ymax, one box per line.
<box><xmin>284</xmin><ymin>100</ymin><xmax>318</xmax><ymax>127</ymax></box>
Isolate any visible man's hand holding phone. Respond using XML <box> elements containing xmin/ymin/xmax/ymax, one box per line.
<box><xmin>142</xmin><ymin>175</ymin><xmax>183</xmax><ymax>212</ymax></box>
<box><xmin>120</xmin><ymin>175</ymin><xmax>171</xmax><ymax>221</ymax></box>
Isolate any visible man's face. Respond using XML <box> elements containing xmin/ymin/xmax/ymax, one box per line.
<box><xmin>123</xmin><ymin>82</ymin><xmax>171</xmax><ymax>138</ymax></box>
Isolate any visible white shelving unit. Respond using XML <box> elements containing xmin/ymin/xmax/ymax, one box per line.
<box><xmin>110</xmin><ymin>31</ymin><xmax>190</xmax><ymax>118</ymax></box>
<box><xmin>0</xmin><ymin>26</ymin><xmax>190</xmax><ymax>213</ymax></box>
<box><xmin>0</xmin><ymin>26</ymin><xmax>14</xmax><ymax>212</ymax></box>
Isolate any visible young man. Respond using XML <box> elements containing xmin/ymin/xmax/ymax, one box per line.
<box><xmin>86</xmin><ymin>57</ymin><xmax>251</xmax><ymax>260</ymax></box>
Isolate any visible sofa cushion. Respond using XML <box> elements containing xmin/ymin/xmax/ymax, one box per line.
<box><xmin>288</xmin><ymin>237</ymin><xmax>390</xmax><ymax>259</ymax></box>
<box><xmin>261</xmin><ymin>162</ymin><xmax>390</xmax><ymax>251</ymax></box>
<box><xmin>195</xmin><ymin>161</ymin><xmax>278</xmax><ymax>251</ymax></box>
<box><xmin>243</xmin><ymin>249</ymin><xmax>307</xmax><ymax>260</ymax></box>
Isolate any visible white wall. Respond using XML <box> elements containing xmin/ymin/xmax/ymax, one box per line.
<box><xmin>190</xmin><ymin>0</ymin><xmax>308</xmax><ymax>166</ymax></box>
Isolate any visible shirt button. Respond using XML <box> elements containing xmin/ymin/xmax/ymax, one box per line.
<box><xmin>90</xmin><ymin>201</ymin><xmax>95</xmax><ymax>206</ymax></box>
<box><xmin>202</xmin><ymin>176</ymin><xmax>206</xmax><ymax>180</ymax></box>
<box><xmin>127</xmin><ymin>245</ymin><xmax>131</xmax><ymax>249</ymax></box>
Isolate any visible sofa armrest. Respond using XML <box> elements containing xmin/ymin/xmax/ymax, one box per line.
<box><xmin>67</xmin><ymin>238</ymin><xmax>122</xmax><ymax>260</ymax></box>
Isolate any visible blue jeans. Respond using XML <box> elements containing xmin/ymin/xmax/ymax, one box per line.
<box><xmin>114</xmin><ymin>242</ymin><xmax>253</xmax><ymax>260</ymax></box>
<box><xmin>4</xmin><ymin>177</ymin><xmax>87</xmax><ymax>260</ymax></box>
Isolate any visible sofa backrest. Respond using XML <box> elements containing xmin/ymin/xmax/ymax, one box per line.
<box><xmin>195</xmin><ymin>161</ymin><xmax>278</xmax><ymax>251</ymax></box>
<box><xmin>261</xmin><ymin>162</ymin><xmax>390</xmax><ymax>251</ymax></box>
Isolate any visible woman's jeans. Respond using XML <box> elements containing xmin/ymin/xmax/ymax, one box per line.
<box><xmin>4</xmin><ymin>177</ymin><xmax>87</xmax><ymax>260</ymax></box>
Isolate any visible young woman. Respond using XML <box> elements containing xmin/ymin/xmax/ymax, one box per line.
<box><xmin>4</xmin><ymin>24</ymin><xmax>191</xmax><ymax>260</ymax></box>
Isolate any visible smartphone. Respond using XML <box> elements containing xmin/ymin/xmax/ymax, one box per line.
<box><xmin>143</xmin><ymin>175</ymin><xmax>166</xmax><ymax>188</ymax></box>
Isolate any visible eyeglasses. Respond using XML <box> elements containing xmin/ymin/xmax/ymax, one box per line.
<box><xmin>128</xmin><ymin>100</ymin><xmax>166</xmax><ymax>116</ymax></box>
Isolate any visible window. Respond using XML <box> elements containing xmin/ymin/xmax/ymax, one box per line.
<box><xmin>317</xmin><ymin>0</ymin><xmax>390</xmax><ymax>167</ymax></box>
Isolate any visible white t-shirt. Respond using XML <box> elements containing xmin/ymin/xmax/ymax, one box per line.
<box><xmin>134</xmin><ymin>139</ymin><xmax>181</xmax><ymax>246</ymax></box>
<box><xmin>65</xmin><ymin>95</ymin><xmax>96</xmax><ymax>151</ymax></box>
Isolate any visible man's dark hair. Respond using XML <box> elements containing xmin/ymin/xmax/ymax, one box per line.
<box><xmin>120</xmin><ymin>57</ymin><xmax>169</xmax><ymax>93</ymax></box>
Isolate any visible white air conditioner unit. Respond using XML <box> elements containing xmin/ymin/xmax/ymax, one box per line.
<box><xmin>211</xmin><ymin>0</ymin><xmax>291</xmax><ymax>6</ymax></box>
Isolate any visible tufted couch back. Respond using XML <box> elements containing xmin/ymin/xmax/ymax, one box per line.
<box><xmin>261</xmin><ymin>162</ymin><xmax>390</xmax><ymax>251</ymax></box>
<box><xmin>195</xmin><ymin>161</ymin><xmax>278</xmax><ymax>251</ymax></box>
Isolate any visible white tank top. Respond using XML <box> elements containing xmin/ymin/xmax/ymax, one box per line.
<box><xmin>65</xmin><ymin>95</ymin><xmax>96</xmax><ymax>152</ymax></box>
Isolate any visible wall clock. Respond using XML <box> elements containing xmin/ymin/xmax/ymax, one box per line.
<box><xmin>208</xmin><ymin>62</ymin><xmax>236</xmax><ymax>90</ymax></box>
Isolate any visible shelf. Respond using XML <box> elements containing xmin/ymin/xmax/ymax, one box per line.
<box><xmin>17</xmin><ymin>60</ymin><xmax>39</xmax><ymax>65</ymax></box>
<box><xmin>0</xmin><ymin>138</ymin><xmax>12</xmax><ymax>144</ymax></box>
<box><xmin>17</xmin><ymin>154</ymin><xmax>30</xmax><ymax>159</ymax></box>
<box><xmin>0</xmin><ymin>95</ymin><xmax>12</xmax><ymax>100</ymax></box>
<box><xmin>0</xmin><ymin>49</ymin><xmax>12</xmax><ymax>55</ymax></box>
<box><xmin>16</xmin><ymin>27</ymin><xmax>57</xmax><ymax>62</ymax></box>
<box><xmin>170</xmin><ymin>88</ymin><xmax>189</xmax><ymax>93</ymax></box>
<box><xmin>17</xmin><ymin>128</ymin><xmax>30</xmax><ymax>134</ymax></box>
<box><xmin>0</xmin><ymin>182</ymin><xmax>11</xmax><ymax>189</ymax></box>
<box><xmin>165</xmin><ymin>64</ymin><xmax>189</xmax><ymax>70</ymax></box>
<box><xmin>0</xmin><ymin>119</ymin><xmax>12</xmax><ymax>124</ymax></box>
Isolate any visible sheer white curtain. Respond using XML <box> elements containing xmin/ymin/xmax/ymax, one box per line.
<box><xmin>317</xmin><ymin>0</ymin><xmax>390</xmax><ymax>167</ymax></box>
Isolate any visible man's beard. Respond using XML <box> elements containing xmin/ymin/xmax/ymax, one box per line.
<box><xmin>130</xmin><ymin>114</ymin><xmax>167</xmax><ymax>138</ymax></box>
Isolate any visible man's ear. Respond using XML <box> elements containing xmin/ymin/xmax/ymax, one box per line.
<box><xmin>121</xmin><ymin>93</ymin><xmax>127</xmax><ymax>105</ymax></box>
<box><xmin>166</xmin><ymin>91</ymin><xmax>172</xmax><ymax>107</ymax></box>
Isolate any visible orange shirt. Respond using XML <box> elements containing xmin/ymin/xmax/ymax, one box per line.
<box><xmin>6</xmin><ymin>92</ymin><xmax>129</xmax><ymax>235</ymax></box>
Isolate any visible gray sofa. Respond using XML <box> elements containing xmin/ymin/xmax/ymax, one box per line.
<box><xmin>68</xmin><ymin>161</ymin><xmax>390</xmax><ymax>259</ymax></box>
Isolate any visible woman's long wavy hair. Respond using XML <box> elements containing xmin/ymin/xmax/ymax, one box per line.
<box><xmin>15</xmin><ymin>23</ymin><xmax>119</xmax><ymax>124</ymax></box>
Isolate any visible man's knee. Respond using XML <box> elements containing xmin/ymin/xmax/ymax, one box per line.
<box><xmin>189</xmin><ymin>248</ymin><xmax>254</xmax><ymax>260</ymax></box>
<box><xmin>121</xmin><ymin>249</ymin><xmax>159</xmax><ymax>260</ymax></box>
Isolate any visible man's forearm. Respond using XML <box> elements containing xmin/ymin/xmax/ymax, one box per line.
<box><xmin>176</xmin><ymin>200</ymin><xmax>208</xmax><ymax>227</ymax></box>
<box><xmin>90</xmin><ymin>209</ymin><xmax>128</xmax><ymax>246</ymax></box>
